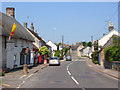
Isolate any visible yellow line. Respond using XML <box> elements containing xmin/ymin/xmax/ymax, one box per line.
<box><xmin>2</xmin><ymin>84</ymin><xmax>10</xmax><ymax>87</ymax></box>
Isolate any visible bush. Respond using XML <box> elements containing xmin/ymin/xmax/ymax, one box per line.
<box><xmin>91</xmin><ymin>51</ymin><xmax>98</xmax><ymax>64</ymax></box>
<box><xmin>104</xmin><ymin>46</ymin><xmax>120</xmax><ymax>62</ymax></box>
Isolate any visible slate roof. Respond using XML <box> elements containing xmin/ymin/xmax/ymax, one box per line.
<box><xmin>27</xmin><ymin>28</ymin><xmax>46</xmax><ymax>44</ymax></box>
<box><xmin>70</xmin><ymin>45</ymin><xmax>80</xmax><ymax>50</ymax></box>
<box><xmin>0</xmin><ymin>12</ymin><xmax>34</xmax><ymax>42</ymax></box>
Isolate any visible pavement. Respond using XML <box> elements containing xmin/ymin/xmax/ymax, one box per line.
<box><xmin>0</xmin><ymin>58</ymin><xmax>119</xmax><ymax>89</ymax></box>
<box><xmin>86</xmin><ymin>57</ymin><xmax>120</xmax><ymax>80</ymax></box>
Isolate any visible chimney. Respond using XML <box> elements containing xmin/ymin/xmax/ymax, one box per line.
<box><xmin>35</xmin><ymin>30</ymin><xmax>37</xmax><ymax>34</ymax></box>
<box><xmin>109</xmin><ymin>21</ymin><xmax>114</xmax><ymax>32</ymax></box>
<box><xmin>6</xmin><ymin>7</ymin><xmax>15</xmax><ymax>18</ymax></box>
<box><xmin>31</xmin><ymin>22</ymin><xmax>34</xmax><ymax>31</ymax></box>
<box><xmin>24</xmin><ymin>22</ymin><xmax>27</xmax><ymax>28</ymax></box>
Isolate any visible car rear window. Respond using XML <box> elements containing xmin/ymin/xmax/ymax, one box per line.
<box><xmin>50</xmin><ymin>57</ymin><xmax>58</xmax><ymax>60</ymax></box>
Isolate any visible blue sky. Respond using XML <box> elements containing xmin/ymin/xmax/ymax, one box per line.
<box><xmin>2</xmin><ymin>2</ymin><xmax>118</xmax><ymax>44</ymax></box>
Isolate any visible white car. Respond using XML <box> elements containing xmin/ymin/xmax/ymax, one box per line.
<box><xmin>49</xmin><ymin>57</ymin><xmax>60</xmax><ymax>66</ymax></box>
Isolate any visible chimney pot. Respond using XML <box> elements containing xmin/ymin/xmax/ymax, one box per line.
<box><xmin>24</xmin><ymin>22</ymin><xmax>27</xmax><ymax>28</ymax></box>
<box><xmin>109</xmin><ymin>21</ymin><xmax>114</xmax><ymax>32</ymax></box>
<box><xmin>6</xmin><ymin>7</ymin><xmax>15</xmax><ymax>18</ymax></box>
<box><xmin>31</xmin><ymin>22</ymin><xmax>34</xmax><ymax>31</ymax></box>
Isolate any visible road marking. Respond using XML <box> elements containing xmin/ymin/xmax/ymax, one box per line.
<box><xmin>25</xmin><ymin>74</ymin><xmax>34</xmax><ymax>79</ymax></box>
<box><xmin>67</xmin><ymin>71</ymin><xmax>71</xmax><ymax>76</ymax></box>
<box><xmin>19</xmin><ymin>75</ymin><xmax>26</xmax><ymax>79</ymax></box>
<box><xmin>67</xmin><ymin>68</ymin><xmax>68</xmax><ymax>71</ymax></box>
<box><xmin>2</xmin><ymin>84</ymin><xmax>10</xmax><ymax>87</ymax></box>
<box><xmin>71</xmin><ymin>76</ymin><xmax>79</xmax><ymax>85</ymax></box>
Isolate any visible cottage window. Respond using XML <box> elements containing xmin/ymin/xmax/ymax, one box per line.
<box><xmin>21</xmin><ymin>40</ymin><xmax>23</xmax><ymax>47</ymax></box>
<box><xmin>14</xmin><ymin>55</ymin><xmax>17</xmax><ymax>66</ymax></box>
<box><xmin>14</xmin><ymin>39</ymin><xmax>17</xmax><ymax>47</ymax></box>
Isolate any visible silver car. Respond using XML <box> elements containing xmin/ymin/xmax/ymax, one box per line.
<box><xmin>49</xmin><ymin>57</ymin><xmax>60</xmax><ymax>66</ymax></box>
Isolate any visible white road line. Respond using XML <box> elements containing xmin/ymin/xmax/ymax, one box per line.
<box><xmin>19</xmin><ymin>75</ymin><xmax>26</xmax><ymax>79</ymax></box>
<box><xmin>67</xmin><ymin>71</ymin><xmax>71</xmax><ymax>76</ymax></box>
<box><xmin>67</xmin><ymin>68</ymin><xmax>68</xmax><ymax>71</ymax></box>
<box><xmin>71</xmin><ymin>76</ymin><xmax>79</xmax><ymax>85</ymax></box>
<box><xmin>25</xmin><ymin>74</ymin><xmax>34</xmax><ymax>79</ymax></box>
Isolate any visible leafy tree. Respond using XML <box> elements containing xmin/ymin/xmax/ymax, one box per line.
<box><xmin>87</xmin><ymin>41</ymin><xmax>92</xmax><ymax>47</ymax></box>
<box><xmin>82</xmin><ymin>42</ymin><xmax>87</xmax><ymax>47</ymax></box>
<box><xmin>38</xmin><ymin>46</ymin><xmax>49</xmax><ymax>56</ymax></box>
<box><xmin>94</xmin><ymin>40</ymin><xmax>98</xmax><ymax>51</ymax></box>
<box><xmin>57</xmin><ymin>42</ymin><xmax>62</xmax><ymax>51</ymax></box>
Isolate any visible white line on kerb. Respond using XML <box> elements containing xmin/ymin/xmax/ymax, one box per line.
<box><xmin>67</xmin><ymin>71</ymin><xmax>71</xmax><ymax>76</ymax></box>
<box><xmin>67</xmin><ymin>68</ymin><xmax>68</xmax><ymax>71</ymax></box>
<box><xmin>19</xmin><ymin>75</ymin><xmax>26</xmax><ymax>79</ymax></box>
<box><xmin>71</xmin><ymin>76</ymin><xmax>79</xmax><ymax>85</ymax></box>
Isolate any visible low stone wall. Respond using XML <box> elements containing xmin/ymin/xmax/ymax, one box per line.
<box><xmin>104</xmin><ymin>60</ymin><xmax>120</xmax><ymax>72</ymax></box>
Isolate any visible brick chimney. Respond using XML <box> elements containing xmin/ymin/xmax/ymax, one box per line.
<box><xmin>31</xmin><ymin>22</ymin><xmax>34</xmax><ymax>31</ymax></box>
<box><xmin>109</xmin><ymin>21</ymin><xmax>114</xmax><ymax>32</ymax></box>
<box><xmin>6</xmin><ymin>7</ymin><xmax>15</xmax><ymax>18</ymax></box>
<box><xmin>24</xmin><ymin>22</ymin><xmax>27</xmax><ymax>28</ymax></box>
<box><xmin>35</xmin><ymin>30</ymin><xmax>37</xmax><ymax>34</ymax></box>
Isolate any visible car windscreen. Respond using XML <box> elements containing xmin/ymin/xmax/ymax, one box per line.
<box><xmin>50</xmin><ymin>57</ymin><xmax>58</xmax><ymax>60</ymax></box>
<box><xmin>67</xmin><ymin>56</ymin><xmax>70</xmax><ymax>59</ymax></box>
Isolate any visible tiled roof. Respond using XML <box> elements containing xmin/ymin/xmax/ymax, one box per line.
<box><xmin>27</xmin><ymin>28</ymin><xmax>46</xmax><ymax>44</ymax></box>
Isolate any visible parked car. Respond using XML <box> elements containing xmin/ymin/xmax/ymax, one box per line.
<box><xmin>49</xmin><ymin>57</ymin><xmax>60</xmax><ymax>66</ymax></box>
<box><xmin>66</xmin><ymin>55</ymin><xmax>72</xmax><ymax>61</ymax></box>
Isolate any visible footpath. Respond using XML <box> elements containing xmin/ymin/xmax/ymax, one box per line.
<box><xmin>0</xmin><ymin>59</ymin><xmax>65</xmax><ymax>89</ymax></box>
<box><xmin>0</xmin><ymin>64</ymin><xmax>48</xmax><ymax>88</ymax></box>
<box><xmin>85</xmin><ymin>57</ymin><xmax>120</xmax><ymax>80</ymax></box>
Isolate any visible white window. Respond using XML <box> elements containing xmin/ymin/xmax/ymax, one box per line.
<box><xmin>14</xmin><ymin>39</ymin><xmax>17</xmax><ymax>47</ymax></box>
<box><xmin>14</xmin><ymin>55</ymin><xmax>17</xmax><ymax>65</ymax></box>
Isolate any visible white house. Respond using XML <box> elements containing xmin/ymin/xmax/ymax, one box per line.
<box><xmin>98</xmin><ymin>30</ymin><xmax>119</xmax><ymax>50</ymax></box>
<box><xmin>47</xmin><ymin>40</ymin><xmax>57</xmax><ymax>51</ymax></box>
<box><xmin>1</xmin><ymin>8</ymin><xmax>34</xmax><ymax>70</ymax></box>
<box><xmin>98</xmin><ymin>21</ymin><xmax>120</xmax><ymax>67</ymax></box>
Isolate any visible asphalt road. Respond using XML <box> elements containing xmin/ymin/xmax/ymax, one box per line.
<box><xmin>19</xmin><ymin>57</ymin><xmax>118</xmax><ymax>89</ymax></box>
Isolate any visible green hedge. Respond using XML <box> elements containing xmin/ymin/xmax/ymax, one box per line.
<box><xmin>91</xmin><ymin>51</ymin><xmax>99</xmax><ymax>64</ymax></box>
<box><xmin>104</xmin><ymin>46</ymin><xmax>120</xmax><ymax>62</ymax></box>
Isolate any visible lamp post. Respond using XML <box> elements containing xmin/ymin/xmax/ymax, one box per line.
<box><xmin>53</xmin><ymin>28</ymin><xmax>56</xmax><ymax>57</ymax></box>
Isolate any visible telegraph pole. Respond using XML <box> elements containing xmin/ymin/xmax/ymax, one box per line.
<box><xmin>62</xmin><ymin>35</ymin><xmax>64</xmax><ymax>59</ymax></box>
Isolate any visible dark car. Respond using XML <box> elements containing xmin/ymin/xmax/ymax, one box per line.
<box><xmin>66</xmin><ymin>55</ymin><xmax>72</xmax><ymax>61</ymax></box>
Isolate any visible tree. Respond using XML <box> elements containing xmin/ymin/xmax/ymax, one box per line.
<box><xmin>38</xmin><ymin>46</ymin><xmax>49</xmax><ymax>56</ymax></box>
<box><xmin>82</xmin><ymin>42</ymin><xmax>87</xmax><ymax>47</ymax></box>
<box><xmin>87</xmin><ymin>41</ymin><xmax>92</xmax><ymax>47</ymax></box>
<box><xmin>57</xmin><ymin>42</ymin><xmax>62</xmax><ymax>51</ymax></box>
<box><xmin>94</xmin><ymin>40</ymin><xmax>98</xmax><ymax>51</ymax></box>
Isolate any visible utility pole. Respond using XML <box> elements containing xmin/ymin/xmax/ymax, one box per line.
<box><xmin>91</xmin><ymin>36</ymin><xmax>93</xmax><ymax>44</ymax></box>
<box><xmin>62</xmin><ymin>35</ymin><xmax>64</xmax><ymax>59</ymax></box>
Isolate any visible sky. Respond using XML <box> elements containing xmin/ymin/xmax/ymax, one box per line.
<box><xmin>2</xmin><ymin>2</ymin><xmax>118</xmax><ymax>45</ymax></box>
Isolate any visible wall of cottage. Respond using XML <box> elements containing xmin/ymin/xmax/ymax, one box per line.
<box><xmin>2</xmin><ymin>36</ymin><xmax>33</xmax><ymax>69</ymax></box>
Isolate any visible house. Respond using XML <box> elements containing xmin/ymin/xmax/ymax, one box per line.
<box><xmin>79</xmin><ymin>46</ymin><xmax>92</xmax><ymax>57</ymax></box>
<box><xmin>47</xmin><ymin>40</ymin><xmax>57</xmax><ymax>51</ymax></box>
<box><xmin>70</xmin><ymin>44</ymin><xmax>84</xmax><ymax>57</ymax></box>
<box><xmin>98</xmin><ymin>22</ymin><xmax>120</xmax><ymax>67</ymax></box>
<box><xmin>24</xmin><ymin>22</ymin><xmax>52</xmax><ymax>64</ymax></box>
<box><xmin>1</xmin><ymin>7</ymin><xmax>34</xmax><ymax>70</ymax></box>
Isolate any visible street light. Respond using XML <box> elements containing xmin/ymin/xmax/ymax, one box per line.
<box><xmin>53</xmin><ymin>28</ymin><xmax>56</xmax><ymax>57</ymax></box>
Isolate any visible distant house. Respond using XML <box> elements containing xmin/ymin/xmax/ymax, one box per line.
<box><xmin>98</xmin><ymin>22</ymin><xmax>120</xmax><ymax>67</ymax></box>
<box><xmin>70</xmin><ymin>44</ymin><xmax>84</xmax><ymax>57</ymax></box>
<box><xmin>80</xmin><ymin>46</ymin><xmax>92</xmax><ymax>57</ymax></box>
<box><xmin>0</xmin><ymin>8</ymin><xmax>34</xmax><ymax>70</ymax></box>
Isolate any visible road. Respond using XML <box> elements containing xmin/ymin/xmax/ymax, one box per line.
<box><xmin>19</xmin><ymin>57</ymin><xmax>118</xmax><ymax>89</ymax></box>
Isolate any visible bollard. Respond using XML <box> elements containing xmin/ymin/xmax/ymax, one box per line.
<box><xmin>23</xmin><ymin>64</ymin><xmax>28</xmax><ymax>75</ymax></box>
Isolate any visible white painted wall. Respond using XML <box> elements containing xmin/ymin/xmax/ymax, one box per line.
<box><xmin>47</xmin><ymin>41</ymin><xmax>57</xmax><ymax>51</ymax></box>
<box><xmin>98</xmin><ymin>30</ymin><xmax>119</xmax><ymax>49</ymax></box>
<box><xmin>5</xmin><ymin>37</ymin><xmax>33</xmax><ymax>69</ymax></box>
